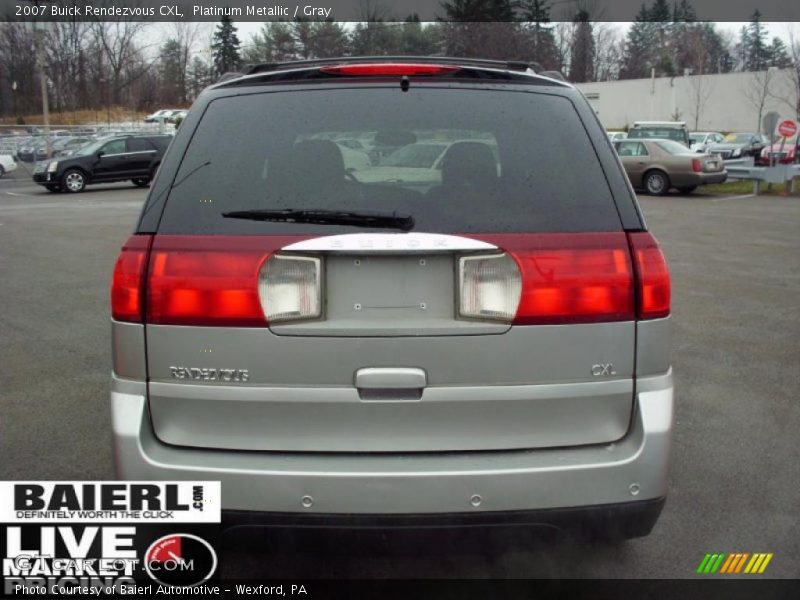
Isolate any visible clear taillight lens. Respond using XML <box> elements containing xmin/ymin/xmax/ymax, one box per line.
<box><xmin>259</xmin><ymin>255</ymin><xmax>321</xmax><ymax>323</ymax></box>
<box><xmin>458</xmin><ymin>253</ymin><xmax>521</xmax><ymax>322</ymax></box>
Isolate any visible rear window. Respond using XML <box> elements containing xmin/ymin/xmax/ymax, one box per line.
<box><xmin>156</xmin><ymin>86</ymin><xmax>622</xmax><ymax>234</ymax></box>
<box><xmin>628</xmin><ymin>127</ymin><xmax>688</xmax><ymax>143</ymax></box>
<box><xmin>655</xmin><ymin>140</ymin><xmax>694</xmax><ymax>155</ymax></box>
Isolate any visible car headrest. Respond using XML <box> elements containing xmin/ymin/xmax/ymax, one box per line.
<box><xmin>440</xmin><ymin>141</ymin><xmax>498</xmax><ymax>189</ymax></box>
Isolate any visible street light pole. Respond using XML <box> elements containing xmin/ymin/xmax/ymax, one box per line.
<box><xmin>36</xmin><ymin>21</ymin><xmax>51</xmax><ymax>156</ymax></box>
<box><xmin>24</xmin><ymin>0</ymin><xmax>51</xmax><ymax>156</ymax></box>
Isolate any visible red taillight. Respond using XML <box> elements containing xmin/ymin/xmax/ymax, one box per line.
<box><xmin>473</xmin><ymin>233</ymin><xmax>635</xmax><ymax>325</ymax></box>
<box><xmin>628</xmin><ymin>232</ymin><xmax>671</xmax><ymax>319</ymax></box>
<box><xmin>146</xmin><ymin>236</ymin><xmax>305</xmax><ymax>326</ymax></box>
<box><xmin>319</xmin><ymin>63</ymin><xmax>461</xmax><ymax>76</ymax></box>
<box><xmin>111</xmin><ymin>235</ymin><xmax>152</xmax><ymax>323</ymax></box>
<box><xmin>692</xmin><ymin>158</ymin><xmax>702</xmax><ymax>172</ymax></box>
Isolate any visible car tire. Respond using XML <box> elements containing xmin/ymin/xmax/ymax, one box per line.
<box><xmin>0</xmin><ymin>165</ymin><xmax>5</xmax><ymax>178</ymax></box>
<box><xmin>677</xmin><ymin>186</ymin><xmax>697</xmax><ymax>194</ymax></box>
<box><xmin>644</xmin><ymin>170</ymin><xmax>669</xmax><ymax>196</ymax></box>
<box><xmin>61</xmin><ymin>169</ymin><xmax>86</xmax><ymax>193</ymax></box>
<box><xmin>45</xmin><ymin>184</ymin><xmax>62</xmax><ymax>192</ymax></box>
<box><xmin>132</xmin><ymin>178</ymin><xmax>150</xmax><ymax>187</ymax></box>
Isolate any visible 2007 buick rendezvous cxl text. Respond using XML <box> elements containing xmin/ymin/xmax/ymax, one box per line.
<box><xmin>110</xmin><ymin>57</ymin><xmax>672</xmax><ymax>540</ymax></box>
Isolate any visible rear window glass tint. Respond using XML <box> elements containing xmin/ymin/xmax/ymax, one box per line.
<box><xmin>628</xmin><ymin>128</ymin><xmax>688</xmax><ymax>143</ymax></box>
<box><xmin>156</xmin><ymin>87</ymin><xmax>621</xmax><ymax>234</ymax></box>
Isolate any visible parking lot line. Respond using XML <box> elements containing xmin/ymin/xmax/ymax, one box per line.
<box><xmin>711</xmin><ymin>193</ymin><xmax>756</xmax><ymax>202</ymax></box>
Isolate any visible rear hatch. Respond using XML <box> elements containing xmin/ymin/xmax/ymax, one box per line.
<box><xmin>116</xmin><ymin>75</ymin><xmax>668</xmax><ymax>453</ymax></box>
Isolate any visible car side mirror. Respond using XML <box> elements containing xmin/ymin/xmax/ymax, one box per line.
<box><xmin>97</xmin><ymin>151</ymin><xmax>105</xmax><ymax>158</ymax></box>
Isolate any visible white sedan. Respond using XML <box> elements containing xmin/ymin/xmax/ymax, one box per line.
<box><xmin>0</xmin><ymin>153</ymin><xmax>18</xmax><ymax>178</ymax></box>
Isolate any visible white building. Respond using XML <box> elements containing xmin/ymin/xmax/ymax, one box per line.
<box><xmin>575</xmin><ymin>68</ymin><xmax>798</xmax><ymax>133</ymax></box>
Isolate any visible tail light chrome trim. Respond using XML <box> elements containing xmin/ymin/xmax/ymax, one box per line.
<box><xmin>282</xmin><ymin>233</ymin><xmax>497</xmax><ymax>254</ymax></box>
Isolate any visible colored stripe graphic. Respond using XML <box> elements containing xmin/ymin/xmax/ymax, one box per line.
<box><xmin>698</xmin><ymin>552</ymin><xmax>772</xmax><ymax>575</ymax></box>
<box><xmin>697</xmin><ymin>554</ymin><xmax>712</xmax><ymax>573</ymax></box>
<box><xmin>697</xmin><ymin>553</ymin><xmax>727</xmax><ymax>573</ymax></box>
<box><xmin>709</xmin><ymin>553</ymin><xmax>726</xmax><ymax>573</ymax></box>
<box><xmin>758</xmin><ymin>554</ymin><xmax>773</xmax><ymax>573</ymax></box>
<box><xmin>719</xmin><ymin>554</ymin><xmax>736</xmax><ymax>574</ymax></box>
<box><xmin>734</xmin><ymin>553</ymin><xmax>749</xmax><ymax>573</ymax></box>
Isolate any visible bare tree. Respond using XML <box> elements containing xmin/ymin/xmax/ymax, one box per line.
<box><xmin>685</xmin><ymin>30</ymin><xmax>716</xmax><ymax>130</ymax></box>
<box><xmin>592</xmin><ymin>23</ymin><xmax>621</xmax><ymax>81</ymax></box>
<box><xmin>89</xmin><ymin>17</ymin><xmax>151</xmax><ymax>105</ymax></box>
<box><xmin>777</xmin><ymin>26</ymin><xmax>800</xmax><ymax>119</ymax></box>
<box><xmin>743</xmin><ymin>68</ymin><xmax>777</xmax><ymax>133</ymax></box>
<box><xmin>169</xmin><ymin>22</ymin><xmax>207</xmax><ymax>104</ymax></box>
<box><xmin>687</xmin><ymin>73</ymin><xmax>715</xmax><ymax>130</ymax></box>
<box><xmin>44</xmin><ymin>20</ymin><xmax>90</xmax><ymax>114</ymax></box>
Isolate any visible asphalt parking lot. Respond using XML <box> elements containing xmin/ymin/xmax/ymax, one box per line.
<box><xmin>0</xmin><ymin>170</ymin><xmax>798</xmax><ymax>579</ymax></box>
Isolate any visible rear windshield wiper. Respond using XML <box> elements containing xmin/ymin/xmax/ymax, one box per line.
<box><xmin>221</xmin><ymin>208</ymin><xmax>414</xmax><ymax>232</ymax></box>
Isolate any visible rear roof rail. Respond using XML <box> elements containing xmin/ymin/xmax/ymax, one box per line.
<box><xmin>242</xmin><ymin>56</ymin><xmax>542</xmax><ymax>76</ymax></box>
<box><xmin>211</xmin><ymin>57</ymin><xmax>571</xmax><ymax>90</ymax></box>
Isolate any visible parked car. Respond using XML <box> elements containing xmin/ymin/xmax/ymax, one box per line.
<box><xmin>34</xmin><ymin>137</ymin><xmax>78</xmax><ymax>161</ymax></box>
<box><xmin>33</xmin><ymin>134</ymin><xmax>171</xmax><ymax>192</ymax></box>
<box><xmin>17</xmin><ymin>139</ymin><xmax>49</xmax><ymax>162</ymax></box>
<box><xmin>628</xmin><ymin>121</ymin><xmax>690</xmax><ymax>146</ymax></box>
<box><xmin>607</xmin><ymin>131</ymin><xmax>628</xmax><ymax>142</ymax></box>
<box><xmin>757</xmin><ymin>135</ymin><xmax>800</xmax><ymax>166</ymax></box>
<box><xmin>614</xmin><ymin>138</ymin><xmax>727</xmax><ymax>194</ymax></box>
<box><xmin>144</xmin><ymin>109</ymin><xmax>178</xmax><ymax>123</ymax></box>
<box><xmin>167</xmin><ymin>109</ymin><xmax>189</xmax><ymax>123</ymax></box>
<box><xmin>110</xmin><ymin>57</ymin><xmax>673</xmax><ymax>541</ymax></box>
<box><xmin>706</xmin><ymin>132</ymin><xmax>768</xmax><ymax>160</ymax></box>
<box><xmin>0</xmin><ymin>153</ymin><xmax>18</xmax><ymax>178</ymax></box>
<box><xmin>54</xmin><ymin>137</ymin><xmax>95</xmax><ymax>158</ymax></box>
<box><xmin>689</xmin><ymin>132</ymin><xmax>724</xmax><ymax>153</ymax></box>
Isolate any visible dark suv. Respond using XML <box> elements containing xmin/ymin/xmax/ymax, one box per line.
<box><xmin>110</xmin><ymin>58</ymin><xmax>672</xmax><ymax>540</ymax></box>
<box><xmin>33</xmin><ymin>134</ymin><xmax>171</xmax><ymax>193</ymax></box>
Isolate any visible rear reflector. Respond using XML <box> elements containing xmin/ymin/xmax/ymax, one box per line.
<box><xmin>628</xmin><ymin>232</ymin><xmax>671</xmax><ymax>319</ymax></box>
<box><xmin>145</xmin><ymin>236</ymin><xmax>305</xmax><ymax>326</ymax></box>
<box><xmin>258</xmin><ymin>255</ymin><xmax>321</xmax><ymax>323</ymax></box>
<box><xmin>692</xmin><ymin>158</ymin><xmax>702</xmax><ymax>172</ymax></box>
<box><xmin>319</xmin><ymin>63</ymin><xmax>461</xmax><ymax>76</ymax></box>
<box><xmin>458</xmin><ymin>254</ymin><xmax>521</xmax><ymax>322</ymax></box>
<box><xmin>111</xmin><ymin>235</ymin><xmax>152</xmax><ymax>323</ymax></box>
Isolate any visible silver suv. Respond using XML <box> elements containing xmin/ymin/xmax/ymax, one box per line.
<box><xmin>110</xmin><ymin>58</ymin><xmax>672</xmax><ymax>540</ymax></box>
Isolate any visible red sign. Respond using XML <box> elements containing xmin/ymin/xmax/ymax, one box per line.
<box><xmin>777</xmin><ymin>119</ymin><xmax>797</xmax><ymax>137</ymax></box>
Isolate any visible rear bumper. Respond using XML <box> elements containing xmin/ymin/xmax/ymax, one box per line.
<box><xmin>111</xmin><ymin>370</ymin><xmax>673</xmax><ymax>519</ymax></box>
<box><xmin>674</xmin><ymin>171</ymin><xmax>726</xmax><ymax>187</ymax></box>
<box><xmin>222</xmin><ymin>497</ymin><xmax>666</xmax><ymax>538</ymax></box>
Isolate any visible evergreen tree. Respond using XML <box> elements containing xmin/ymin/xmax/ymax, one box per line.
<box><xmin>211</xmin><ymin>15</ymin><xmax>241</xmax><ymax>76</ymax></box>
<box><xmin>308</xmin><ymin>21</ymin><xmax>350</xmax><ymax>58</ymax></box>
<box><xmin>519</xmin><ymin>0</ymin><xmax>561</xmax><ymax>70</ymax></box>
<box><xmin>350</xmin><ymin>21</ymin><xmax>401</xmax><ymax>56</ymax></box>
<box><xmin>292</xmin><ymin>20</ymin><xmax>314</xmax><ymax>60</ymax></box>
<box><xmin>766</xmin><ymin>37</ymin><xmax>791</xmax><ymax>68</ymax></box>
<box><xmin>568</xmin><ymin>9</ymin><xmax>594</xmax><ymax>83</ymax></box>
<box><xmin>187</xmin><ymin>56</ymin><xmax>212</xmax><ymax>99</ymax></box>
<box><xmin>440</xmin><ymin>0</ymin><xmax>523</xmax><ymax>60</ymax></box>
<box><xmin>620</xmin><ymin>4</ymin><xmax>652</xmax><ymax>79</ymax></box>
<box><xmin>743</xmin><ymin>10</ymin><xmax>768</xmax><ymax>71</ymax></box>
<box><xmin>649</xmin><ymin>0</ymin><xmax>675</xmax><ymax>76</ymax></box>
<box><xmin>399</xmin><ymin>17</ymin><xmax>441</xmax><ymax>55</ymax></box>
<box><xmin>672</xmin><ymin>0</ymin><xmax>696</xmax><ymax>21</ymax></box>
<box><xmin>159</xmin><ymin>38</ymin><xmax>183</xmax><ymax>105</ymax></box>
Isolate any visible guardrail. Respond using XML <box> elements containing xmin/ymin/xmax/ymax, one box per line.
<box><xmin>723</xmin><ymin>157</ymin><xmax>800</xmax><ymax>194</ymax></box>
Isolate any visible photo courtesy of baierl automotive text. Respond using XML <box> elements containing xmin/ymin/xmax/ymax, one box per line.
<box><xmin>0</xmin><ymin>0</ymin><xmax>798</xmax><ymax>598</ymax></box>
